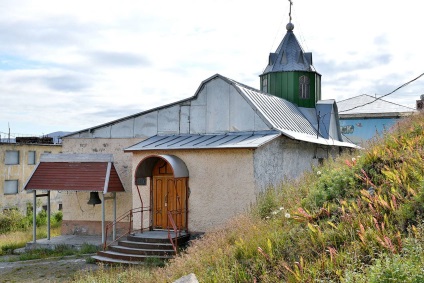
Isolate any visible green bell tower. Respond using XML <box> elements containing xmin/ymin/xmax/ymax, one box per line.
<box><xmin>260</xmin><ymin>1</ymin><xmax>321</xmax><ymax>108</ymax></box>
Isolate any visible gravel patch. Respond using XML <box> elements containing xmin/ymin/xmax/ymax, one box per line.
<box><xmin>0</xmin><ymin>255</ymin><xmax>101</xmax><ymax>283</ymax></box>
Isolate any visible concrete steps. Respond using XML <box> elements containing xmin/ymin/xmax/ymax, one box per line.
<box><xmin>92</xmin><ymin>231</ymin><xmax>190</xmax><ymax>265</ymax></box>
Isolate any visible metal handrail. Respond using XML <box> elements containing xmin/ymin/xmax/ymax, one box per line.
<box><xmin>103</xmin><ymin>206</ymin><xmax>150</xmax><ymax>250</ymax></box>
<box><xmin>167</xmin><ymin>210</ymin><xmax>179</xmax><ymax>255</ymax></box>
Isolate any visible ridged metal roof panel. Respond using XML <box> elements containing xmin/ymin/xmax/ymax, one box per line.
<box><xmin>229</xmin><ymin>81</ymin><xmax>359</xmax><ymax>148</ymax></box>
<box><xmin>338</xmin><ymin>94</ymin><xmax>416</xmax><ymax>115</ymax></box>
<box><xmin>125</xmin><ymin>132</ymin><xmax>281</xmax><ymax>151</ymax></box>
<box><xmin>235</xmin><ymin>83</ymin><xmax>318</xmax><ymax>135</ymax></box>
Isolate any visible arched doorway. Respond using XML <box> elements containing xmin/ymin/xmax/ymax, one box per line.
<box><xmin>135</xmin><ymin>155</ymin><xmax>189</xmax><ymax>231</ymax></box>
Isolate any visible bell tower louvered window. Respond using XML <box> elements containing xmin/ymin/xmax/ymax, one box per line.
<box><xmin>299</xmin><ymin>75</ymin><xmax>310</xmax><ymax>99</ymax></box>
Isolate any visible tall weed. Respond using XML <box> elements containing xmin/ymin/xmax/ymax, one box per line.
<box><xmin>72</xmin><ymin>112</ymin><xmax>424</xmax><ymax>282</ymax></box>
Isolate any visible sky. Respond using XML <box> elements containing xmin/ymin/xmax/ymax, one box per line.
<box><xmin>1</xmin><ymin>0</ymin><xmax>423</xmax><ymax>137</ymax></box>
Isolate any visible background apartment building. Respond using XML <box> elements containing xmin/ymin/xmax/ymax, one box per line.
<box><xmin>1</xmin><ymin>136</ymin><xmax>63</xmax><ymax>214</ymax></box>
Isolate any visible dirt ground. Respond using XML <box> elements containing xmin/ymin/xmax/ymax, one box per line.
<box><xmin>0</xmin><ymin>255</ymin><xmax>101</xmax><ymax>283</ymax></box>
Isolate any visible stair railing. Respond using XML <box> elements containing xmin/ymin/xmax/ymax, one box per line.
<box><xmin>103</xmin><ymin>206</ymin><xmax>150</xmax><ymax>250</ymax></box>
<box><xmin>167</xmin><ymin>210</ymin><xmax>180</xmax><ymax>255</ymax></box>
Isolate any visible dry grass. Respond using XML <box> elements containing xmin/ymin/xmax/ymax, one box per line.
<box><xmin>73</xmin><ymin>112</ymin><xmax>424</xmax><ymax>282</ymax></box>
<box><xmin>0</xmin><ymin>225</ymin><xmax>62</xmax><ymax>255</ymax></box>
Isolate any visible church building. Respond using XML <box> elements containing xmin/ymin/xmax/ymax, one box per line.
<box><xmin>24</xmin><ymin>14</ymin><xmax>357</xmax><ymax>242</ymax></box>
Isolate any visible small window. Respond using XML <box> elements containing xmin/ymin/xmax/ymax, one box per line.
<box><xmin>5</xmin><ymin>151</ymin><xmax>19</xmax><ymax>165</ymax></box>
<box><xmin>262</xmin><ymin>77</ymin><xmax>268</xmax><ymax>93</ymax></box>
<box><xmin>299</xmin><ymin>75</ymin><xmax>310</xmax><ymax>99</ymax></box>
<box><xmin>58</xmin><ymin>203</ymin><xmax>63</xmax><ymax>211</ymax></box>
<box><xmin>28</xmin><ymin>151</ymin><xmax>36</xmax><ymax>165</ymax></box>
<box><xmin>281</xmin><ymin>51</ymin><xmax>288</xmax><ymax>65</ymax></box>
<box><xmin>4</xmin><ymin>180</ymin><xmax>18</xmax><ymax>195</ymax></box>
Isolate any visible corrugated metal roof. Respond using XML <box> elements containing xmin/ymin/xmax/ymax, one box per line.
<box><xmin>125</xmin><ymin>132</ymin><xmax>281</xmax><ymax>151</ymax></box>
<box><xmin>228</xmin><ymin>80</ymin><xmax>358</xmax><ymax>148</ymax></box>
<box><xmin>338</xmin><ymin>94</ymin><xmax>416</xmax><ymax>116</ymax></box>
<box><xmin>63</xmin><ymin>73</ymin><xmax>357</xmax><ymax>149</ymax></box>
<box><xmin>24</xmin><ymin>154</ymin><xmax>125</xmax><ymax>192</ymax></box>
<box><xmin>237</xmin><ymin>85</ymin><xmax>317</xmax><ymax>135</ymax></box>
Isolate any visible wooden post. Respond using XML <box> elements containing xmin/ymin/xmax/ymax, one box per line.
<box><xmin>33</xmin><ymin>190</ymin><xmax>36</xmax><ymax>243</ymax></box>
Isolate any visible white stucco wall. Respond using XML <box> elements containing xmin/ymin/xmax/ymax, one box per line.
<box><xmin>131</xmin><ymin>177</ymin><xmax>151</xmax><ymax>231</ymax></box>
<box><xmin>131</xmin><ymin>148</ymin><xmax>257</xmax><ymax>233</ymax></box>
<box><xmin>253</xmin><ymin>137</ymin><xmax>320</xmax><ymax>191</ymax></box>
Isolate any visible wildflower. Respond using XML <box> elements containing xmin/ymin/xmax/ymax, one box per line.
<box><xmin>352</xmin><ymin>157</ymin><xmax>356</xmax><ymax>162</ymax></box>
<box><xmin>285</xmin><ymin>212</ymin><xmax>291</xmax><ymax>218</ymax></box>
<box><xmin>317</xmin><ymin>171</ymin><xmax>322</xmax><ymax>176</ymax></box>
<box><xmin>265</xmin><ymin>216</ymin><xmax>270</xmax><ymax>219</ymax></box>
<box><xmin>279</xmin><ymin>207</ymin><xmax>284</xmax><ymax>211</ymax></box>
<box><xmin>271</xmin><ymin>211</ymin><xmax>278</xmax><ymax>215</ymax></box>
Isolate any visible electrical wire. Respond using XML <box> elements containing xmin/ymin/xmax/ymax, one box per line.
<box><xmin>339</xmin><ymin>72</ymin><xmax>424</xmax><ymax>113</ymax></box>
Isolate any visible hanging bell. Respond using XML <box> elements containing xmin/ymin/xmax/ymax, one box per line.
<box><xmin>87</xmin><ymin>192</ymin><xmax>102</xmax><ymax>206</ymax></box>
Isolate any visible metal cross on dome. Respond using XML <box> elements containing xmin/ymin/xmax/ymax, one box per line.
<box><xmin>288</xmin><ymin>0</ymin><xmax>293</xmax><ymax>23</ymax></box>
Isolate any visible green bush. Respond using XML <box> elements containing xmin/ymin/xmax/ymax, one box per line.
<box><xmin>254</xmin><ymin>188</ymin><xmax>280</xmax><ymax>219</ymax></box>
<box><xmin>0</xmin><ymin>209</ymin><xmax>63</xmax><ymax>234</ymax></box>
<box><xmin>54</xmin><ymin>211</ymin><xmax>63</xmax><ymax>222</ymax></box>
<box><xmin>0</xmin><ymin>209</ymin><xmax>27</xmax><ymax>233</ymax></box>
<box><xmin>345</xmin><ymin>249</ymin><xmax>424</xmax><ymax>283</ymax></box>
<box><xmin>35</xmin><ymin>209</ymin><xmax>47</xmax><ymax>226</ymax></box>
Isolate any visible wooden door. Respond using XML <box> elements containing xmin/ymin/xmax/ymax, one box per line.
<box><xmin>152</xmin><ymin>160</ymin><xmax>187</xmax><ymax>229</ymax></box>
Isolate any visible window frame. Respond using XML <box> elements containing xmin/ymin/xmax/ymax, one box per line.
<box><xmin>299</xmin><ymin>75</ymin><xmax>310</xmax><ymax>100</ymax></box>
<box><xmin>28</xmin><ymin>151</ymin><xmax>36</xmax><ymax>165</ymax></box>
<box><xmin>262</xmin><ymin>77</ymin><xmax>268</xmax><ymax>93</ymax></box>
<box><xmin>5</xmin><ymin>150</ymin><xmax>20</xmax><ymax>165</ymax></box>
<box><xmin>4</xmin><ymin>180</ymin><xmax>19</xmax><ymax>195</ymax></box>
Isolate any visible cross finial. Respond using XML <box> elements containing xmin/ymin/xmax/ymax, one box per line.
<box><xmin>288</xmin><ymin>0</ymin><xmax>293</xmax><ymax>23</ymax></box>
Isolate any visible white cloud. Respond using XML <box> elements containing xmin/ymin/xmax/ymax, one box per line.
<box><xmin>0</xmin><ymin>0</ymin><xmax>423</xmax><ymax>136</ymax></box>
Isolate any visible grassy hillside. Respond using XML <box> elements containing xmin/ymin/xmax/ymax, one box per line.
<box><xmin>76</xmin><ymin>112</ymin><xmax>424</xmax><ymax>282</ymax></box>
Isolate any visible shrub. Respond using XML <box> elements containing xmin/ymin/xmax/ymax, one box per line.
<box><xmin>345</xmin><ymin>247</ymin><xmax>424</xmax><ymax>283</ymax></box>
<box><xmin>54</xmin><ymin>211</ymin><xmax>63</xmax><ymax>222</ymax></box>
<box><xmin>254</xmin><ymin>188</ymin><xmax>280</xmax><ymax>219</ymax></box>
<box><xmin>0</xmin><ymin>209</ymin><xmax>27</xmax><ymax>233</ymax></box>
<box><xmin>35</xmin><ymin>209</ymin><xmax>47</xmax><ymax>226</ymax></box>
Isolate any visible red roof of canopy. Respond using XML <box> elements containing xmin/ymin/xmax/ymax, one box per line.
<box><xmin>24</xmin><ymin>154</ymin><xmax>125</xmax><ymax>193</ymax></box>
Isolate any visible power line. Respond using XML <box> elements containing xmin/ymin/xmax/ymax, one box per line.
<box><xmin>339</xmin><ymin>72</ymin><xmax>424</xmax><ymax>113</ymax></box>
